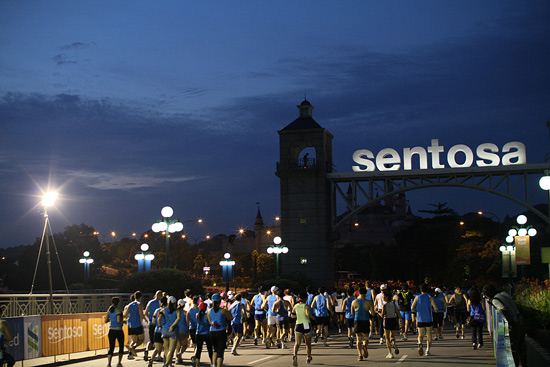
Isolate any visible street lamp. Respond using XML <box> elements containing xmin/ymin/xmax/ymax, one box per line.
<box><xmin>499</xmin><ymin>244</ymin><xmax>516</xmax><ymax>282</ymax></box>
<box><xmin>152</xmin><ymin>206</ymin><xmax>183</xmax><ymax>268</ymax></box>
<box><xmin>135</xmin><ymin>243</ymin><xmax>155</xmax><ymax>272</ymax></box>
<box><xmin>503</xmin><ymin>215</ymin><xmax>537</xmax><ymax>279</ymax></box>
<box><xmin>219</xmin><ymin>252</ymin><xmax>235</xmax><ymax>292</ymax></box>
<box><xmin>539</xmin><ymin>171</ymin><xmax>550</xmax><ymax>222</ymax></box>
<box><xmin>79</xmin><ymin>251</ymin><xmax>94</xmax><ymax>279</ymax></box>
<box><xmin>267</xmin><ymin>236</ymin><xmax>288</xmax><ymax>279</ymax></box>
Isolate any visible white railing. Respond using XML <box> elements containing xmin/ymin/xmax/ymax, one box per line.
<box><xmin>0</xmin><ymin>293</ymin><xmax>142</xmax><ymax>317</ymax></box>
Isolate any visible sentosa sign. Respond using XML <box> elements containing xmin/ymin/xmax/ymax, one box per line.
<box><xmin>352</xmin><ymin>139</ymin><xmax>526</xmax><ymax>172</ymax></box>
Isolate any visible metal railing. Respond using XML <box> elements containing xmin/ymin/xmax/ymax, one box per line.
<box><xmin>0</xmin><ymin>293</ymin><xmax>141</xmax><ymax>317</ymax></box>
<box><xmin>487</xmin><ymin>299</ymin><xmax>515</xmax><ymax>367</ymax></box>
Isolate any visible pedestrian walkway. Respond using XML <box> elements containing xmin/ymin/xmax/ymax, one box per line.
<box><xmin>15</xmin><ymin>324</ymin><xmax>498</xmax><ymax>367</ymax></box>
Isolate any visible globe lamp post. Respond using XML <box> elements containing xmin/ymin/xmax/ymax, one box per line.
<box><xmin>219</xmin><ymin>252</ymin><xmax>235</xmax><ymax>292</ymax></box>
<box><xmin>267</xmin><ymin>236</ymin><xmax>288</xmax><ymax>279</ymax></box>
<box><xmin>79</xmin><ymin>251</ymin><xmax>94</xmax><ymax>280</ymax></box>
<box><xmin>135</xmin><ymin>243</ymin><xmax>155</xmax><ymax>272</ymax></box>
<box><xmin>152</xmin><ymin>206</ymin><xmax>183</xmax><ymax>268</ymax></box>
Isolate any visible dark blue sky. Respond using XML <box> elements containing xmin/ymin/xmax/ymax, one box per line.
<box><xmin>1</xmin><ymin>1</ymin><xmax>549</xmax><ymax>248</ymax></box>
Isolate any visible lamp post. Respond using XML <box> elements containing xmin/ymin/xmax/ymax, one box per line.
<box><xmin>499</xmin><ymin>244</ymin><xmax>516</xmax><ymax>283</ymax></box>
<box><xmin>152</xmin><ymin>206</ymin><xmax>183</xmax><ymax>268</ymax></box>
<box><xmin>79</xmin><ymin>251</ymin><xmax>94</xmax><ymax>280</ymax></box>
<box><xmin>504</xmin><ymin>215</ymin><xmax>537</xmax><ymax>278</ymax></box>
<box><xmin>267</xmin><ymin>236</ymin><xmax>288</xmax><ymax>279</ymax></box>
<box><xmin>135</xmin><ymin>243</ymin><xmax>155</xmax><ymax>272</ymax></box>
<box><xmin>539</xmin><ymin>171</ymin><xmax>550</xmax><ymax>224</ymax></box>
<box><xmin>219</xmin><ymin>252</ymin><xmax>235</xmax><ymax>292</ymax></box>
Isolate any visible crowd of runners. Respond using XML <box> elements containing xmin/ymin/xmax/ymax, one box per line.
<box><xmin>104</xmin><ymin>281</ymin><xmax>490</xmax><ymax>367</ymax></box>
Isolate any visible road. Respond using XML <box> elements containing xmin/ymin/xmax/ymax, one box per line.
<box><xmin>24</xmin><ymin>325</ymin><xmax>495</xmax><ymax>367</ymax></box>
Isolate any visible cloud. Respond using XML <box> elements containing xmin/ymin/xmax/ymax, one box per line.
<box><xmin>59</xmin><ymin>42</ymin><xmax>95</xmax><ymax>51</ymax></box>
<box><xmin>52</xmin><ymin>53</ymin><xmax>78</xmax><ymax>66</ymax></box>
<box><xmin>67</xmin><ymin>170</ymin><xmax>199</xmax><ymax>190</ymax></box>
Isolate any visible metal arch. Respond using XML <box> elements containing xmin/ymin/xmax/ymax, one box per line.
<box><xmin>328</xmin><ymin>163</ymin><xmax>550</xmax><ymax>231</ymax></box>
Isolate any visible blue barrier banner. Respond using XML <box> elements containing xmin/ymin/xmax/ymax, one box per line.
<box><xmin>4</xmin><ymin>317</ymin><xmax>24</xmax><ymax>362</ymax></box>
<box><xmin>24</xmin><ymin>316</ymin><xmax>41</xmax><ymax>360</ymax></box>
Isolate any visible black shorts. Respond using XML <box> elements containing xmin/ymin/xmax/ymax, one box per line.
<box><xmin>295</xmin><ymin>323</ymin><xmax>312</xmax><ymax>334</ymax></box>
<box><xmin>276</xmin><ymin>319</ymin><xmax>289</xmax><ymax>330</ymax></box>
<box><xmin>354</xmin><ymin>320</ymin><xmax>370</xmax><ymax>334</ymax></box>
<box><xmin>417</xmin><ymin>322</ymin><xmax>433</xmax><ymax>328</ymax></box>
<box><xmin>346</xmin><ymin>318</ymin><xmax>354</xmax><ymax>329</ymax></box>
<box><xmin>455</xmin><ymin>310</ymin><xmax>468</xmax><ymax>325</ymax></box>
<box><xmin>148</xmin><ymin>324</ymin><xmax>155</xmax><ymax>341</ymax></box>
<box><xmin>254</xmin><ymin>313</ymin><xmax>266</xmax><ymax>321</ymax></box>
<box><xmin>190</xmin><ymin>329</ymin><xmax>197</xmax><ymax>344</ymax></box>
<box><xmin>153</xmin><ymin>332</ymin><xmax>163</xmax><ymax>344</ymax></box>
<box><xmin>316</xmin><ymin>316</ymin><xmax>330</xmax><ymax>326</ymax></box>
<box><xmin>128</xmin><ymin>326</ymin><xmax>144</xmax><ymax>335</ymax></box>
<box><xmin>383</xmin><ymin>318</ymin><xmax>399</xmax><ymax>331</ymax></box>
<box><xmin>432</xmin><ymin>312</ymin><xmax>444</xmax><ymax>328</ymax></box>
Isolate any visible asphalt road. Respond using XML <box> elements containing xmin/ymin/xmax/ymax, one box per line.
<box><xmin>25</xmin><ymin>324</ymin><xmax>495</xmax><ymax>367</ymax></box>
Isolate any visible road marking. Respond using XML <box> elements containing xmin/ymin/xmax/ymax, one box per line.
<box><xmin>396</xmin><ymin>355</ymin><xmax>408</xmax><ymax>363</ymax></box>
<box><xmin>247</xmin><ymin>355</ymin><xmax>274</xmax><ymax>365</ymax></box>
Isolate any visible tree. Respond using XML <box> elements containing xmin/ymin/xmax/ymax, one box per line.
<box><xmin>256</xmin><ymin>254</ymin><xmax>275</xmax><ymax>279</ymax></box>
<box><xmin>419</xmin><ymin>202</ymin><xmax>457</xmax><ymax>217</ymax></box>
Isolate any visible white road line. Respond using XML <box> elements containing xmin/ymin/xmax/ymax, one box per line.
<box><xmin>247</xmin><ymin>355</ymin><xmax>275</xmax><ymax>365</ymax></box>
<box><xmin>396</xmin><ymin>354</ymin><xmax>408</xmax><ymax>363</ymax></box>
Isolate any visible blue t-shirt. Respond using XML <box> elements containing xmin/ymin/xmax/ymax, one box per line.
<box><xmin>178</xmin><ymin>310</ymin><xmax>188</xmax><ymax>332</ymax></box>
<box><xmin>188</xmin><ymin>307</ymin><xmax>199</xmax><ymax>330</ymax></box>
<box><xmin>147</xmin><ymin>299</ymin><xmax>160</xmax><ymax>325</ymax></box>
<box><xmin>230</xmin><ymin>302</ymin><xmax>242</xmax><ymax>325</ymax></box>
<box><xmin>108</xmin><ymin>308</ymin><xmax>123</xmax><ymax>328</ymax></box>
<box><xmin>416</xmin><ymin>294</ymin><xmax>433</xmax><ymax>323</ymax></box>
<box><xmin>345</xmin><ymin>297</ymin><xmax>356</xmax><ymax>319</ymax></box>
<box><xmin>209</xmin><ymin>308</ymin><xmax>226</xmax><ymax>332</ymax></box>
<box><xmin>196</xmin><ymin>313</ymin><xmax>210</xmax><ymax>335</ymax></box>
<box><xmin>127</xmin><ymin>301</ymin><xmax>141</xmax><ymax>328</ymax></box>
<box><xmin>162</xmin><ymin>307</ymin><xmax>179</xmax><ymax>331</ymax></box>
<box><xmin>433</xmin><ymin>294</ymin><xmax>445</xmax><ymax>313</ymax></box>
<box><xmin>266</xmin><ymin>295</ymin><xmax>278</xmax><ymax>317</ymax></box>
<box><xmin>314</xmin><ymin>294</ymin><xmax>329</xmax><ymax>317</ymax></box>
<box><xmin>354</xmin><ymin>299</ymin><xmax>370</xmax><ymax>321</ymax></box>
<box><xmin>254</xmin><ymin>294</ymin><xmax>265</xmax><ymax>315</ymax></box>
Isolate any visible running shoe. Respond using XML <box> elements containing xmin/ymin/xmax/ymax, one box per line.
<box><xmin>314</xmin><ymin>334</ymin><xmax>318</xmax><ymax>343</ymax></box>
<box><xmin>425</xmin><ymin>350</ymin><xmax>431</xmax><ymax>356</ymax></box>
<box><xmin>254</xmin><ymin>338</ymin><xmax>258</xmax><ymax>345</ymax></box>
<box><xmin>418</xmin><ymin>344</ymin><xmax>424</xmax><ymax>356</ymax></box>
<box><xmin>478</xmin><ymin>343</ymin><xmax>483</xmax><ymax>349</ymax></box>
<box><xmin>324</xmin><ymin>342</ymin><xmax>328</xmax><ymax>347</ymax></box>
<box><xmin>403</xmin><ymin>334</ymin><xmax>408</xmax><ymax>342</ymax></box>
<box><xmin>386</xmin><ymin>353</ymin><xmax>394</xmax><ymax>359</ymax></box>
<box><xmin>393</xmin><ymin>343</ymin><xmax>399</xmax><ymax>355</ymax></box>
<box><xmin>306</xmin><ymin>356</ymin><xmax>312</xmax><ymax>364</ymax></box>
<box><xmin>357</xmin><ymin>356</ymin><xmax>363</xmax><ymax>361</ymax></box>
<box><xmin>293</xmin><ymin>355</ymin><xmax>298</xmax><ymax>367</ymax></box>
<box><xmin>439</xmin><ymin>335</ymin><xmax>444</xmax><ymax>340</ymax></box>
<box><xmin>362</xmin><ymin>344</ymin><xmax>368</xmax><ymax>358</ymax></box>
<box><xmin>144</xmin><ymin>350</ymin><xmax>149</xmax><ymax>361</ymax></box>
<box><xmin>127</xmin><ymin>354</ymin><xmax>134</xmax><ymax>360</ymax></box>
<box><xmin>460</xmin><ymin>335</ymin><xmax>465</xmax><ymax>340</ymax></box>
<box><xmin>379</xmin><ymin>338</ymin><xmax>384</xmax><ymax>344</ymax></box>
<box><xmin>232</xmin><ymin>349</ymin><xmax>238</xmax><ymax>355</ymax></box>
<box><xmin>472</xmin><ymin>343</ymin><xmax>477</xmax><ymax>350</ymax></box>
<box><xmin>348</xmin><ymin>337</ymin><xmax>353</xmax><ymax>348</ymax></box>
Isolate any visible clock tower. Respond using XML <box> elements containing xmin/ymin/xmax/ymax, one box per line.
<box><xmin>276</xmin><ymin>100</ymin><xmax>335</xmax><ymax>286</ymax></box>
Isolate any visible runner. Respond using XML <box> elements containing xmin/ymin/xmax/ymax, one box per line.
<box><xmin>159</xmin><ymin>296</ymin><xmax>181</xmax><ymax>367</ymax></box>
<box><xmin>291</xmin><ymin>292</ymin><xmax>314</xmax><ymax>366</ymax></box>
<box><xmin>396</xmin><ymin>284</ymin><xmax>414</xmax><ymax>341</ymax></box>
<box><xmin>252</xmin><ymin>286</ymin><xmax>267</xmax><ymax>346</ymax></box>
<box><xmin>272</xmin><ymin>289</ymin><xmax>292</xmax><ymax>349</ymax></box>
<box><xmin>311</xmin><ymin>287</ymin><xmax>332</xmax><ymax>347</ymax></box>
<box><xmin>176</xmin><ymin>298</ymin><xmax>190</xmax><ymax>364</ymax></box>
<box><xmin>351</xmin><ymin>287</ymin><xmax>375</xmax><ymax>361</ymax></box>
<box><xmin>432</xmin><ymin>287</ymin><xmax>447</xmax><ymax>340</ymax></box>
<box><xmin>467</xmin><ymin>288</ymin><xmax>485</xmax><ymax>350</ymax></box>
<box><xmin>144</xmin><ymin>290</ymin><xmax>162</xmax><ymax>361</ymax></box>
<box><xmin>187</xmin><ymin>296</ymin><xmax>200</xmax><ymax>355</ymax></box>
<box><xmin>123</xmin><ymin>290</ymin><xmax>147</xmax><ymax>360</ymax></box>
<box><xmin>343</xmin><ymin>288</ymin><xmax>356</xmax><ymax>348</ymax></box>
<box><xmin>284</xmin><ymin>289</ymin><xmax>296</xmax><ymax>341</ymax></box>
<box><xmin>449</xmin><ymin>286</ymin><xmax>468</xmax><ymax>339</ymax></box>
<box><xmin>148</xmin><ymin>296</ymin><xmax>167</xmax><ymax>367</ymax></box>
<box><xmin>229</xmin><ymin>293</ymin><xmax>245</xmax><ymax>355</ymax></box>
<box><xmin>364</xmin><ymin>281</ymin><xmax>376</xmax><ymax>338</ymax></box>
<box><xmin>374</xmin><ymin>284</ymin><xmax>387</xmax><ymax>345</ymax></box>
<box><xmin>192</xmin><ymin>302</ymin><xmax>213</xmax><ymax>367</ymax></box>
<box><xmin>261</xmin><ymin>286</ymin><xmax>279</xmax><ymax>348</ymax></box>
<box><xmin>382</xmin><ymin>290</ymin><xmax>401</xmax><ymax>359</ymax></box>
<box><xmin>104</xmin><ymin>296</ymin><xmax>124</xmax><ymax>367</ymax></box>
<box><xmin>411</xmin><ymin>283</ymin><xmax>438</xmax><ymax>356</ymax></box>
<box><xmin>208</xmin><ymin>293</ymin><xmax>233</xmax><ymax>367</ymax></box>
<box><xmin>334</xmin><ymin>292</ymin><xmax>346</xmax><ymax>334</ymax></box>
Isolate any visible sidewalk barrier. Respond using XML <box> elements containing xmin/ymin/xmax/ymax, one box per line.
<box><xmin>487</xmin><ymin>300</ymin><xmax>515</xmax><ymax>367</ymax></box>
<box><xmin>3</xmin><ymin>313</ymin><xmax>143</xmax><ymax>364</ymax></box>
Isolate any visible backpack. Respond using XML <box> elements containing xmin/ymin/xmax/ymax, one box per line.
<box><xmin>472</xmin><ymin>304</ymin><xmax>485</xmax><ymax>322</ymax></box>
<box><xmin>399</xmin><ymin>291</ymin><xmax>410</xmax><ymax>306</ymax></box>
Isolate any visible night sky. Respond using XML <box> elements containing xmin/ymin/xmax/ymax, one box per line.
<box><xmin>1</xmin><ymin>1</ymin><xmax>549</xmax><ymax>249</ymax></box>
